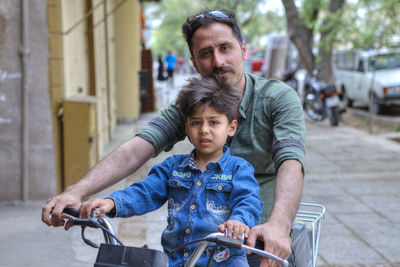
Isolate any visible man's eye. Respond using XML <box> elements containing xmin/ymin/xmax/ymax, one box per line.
<box><xmin>221</xmin><ymin>45</ymin><xmax>230</xmax><ymax>52</ymax></box>
<box><xmin>199</xmin><ymin>50</ymin><xmax>211</xmax><ymax>58</ymax></box>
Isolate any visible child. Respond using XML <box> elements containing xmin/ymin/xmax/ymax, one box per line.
<box><xmin>80</xmin><ymin>75</ymin><xmax>262</xmax><ymax>266</ymax></box>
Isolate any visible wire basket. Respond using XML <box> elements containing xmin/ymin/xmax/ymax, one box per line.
<box><xmin>294</xmin><ymin>203</ymin><xmax>326</xmax><ymax>267</ymax></box>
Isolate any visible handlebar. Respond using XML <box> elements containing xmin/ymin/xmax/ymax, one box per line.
<box><xmin>58</xmin><ymin>208</ymin><xmax>121</xmax><ymax>247</ymax></box>
<box><xmin>184</xmin><ymin>233</ymin><xmax>289</xmax><ymax>267</ymax></box>
<box><xmin>56</xmin><ymin>209</ymin><xmax>289</xmax><ymax>266</ymax></box>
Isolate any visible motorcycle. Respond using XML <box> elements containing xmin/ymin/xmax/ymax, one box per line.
<box><xmin>303</xmin><ymin>71</ymin><xmax>341</xmax><ymax>126</ymax></box>
<box><xmin>282</xmin><ymin>69</ymin><xmax>298</xmax><ymax>91</ymax></box>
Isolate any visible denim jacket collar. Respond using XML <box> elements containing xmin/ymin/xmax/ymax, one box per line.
<box><xmin>178</xmin><ymin>146</ymin><xmax>231</xmax><ymax>172</ymax></box>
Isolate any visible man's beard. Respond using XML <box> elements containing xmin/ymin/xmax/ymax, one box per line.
<box><xmin>212</xmin><ymin>66</ymin><xmax>237</xmax><ymax>84</ymax></box>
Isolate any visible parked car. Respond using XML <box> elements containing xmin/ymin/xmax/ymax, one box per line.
<box><xmin>333</xmin><ymin>49</ymin><xmax>400</xmax><ymax>114</ymax></box>
<box><xmin>245</xmin><ymin>48</ymin><xmax>265</xmax><ymax>76</ymax></box>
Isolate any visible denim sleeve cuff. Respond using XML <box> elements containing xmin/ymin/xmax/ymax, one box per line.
<box><xmin>106</xmin><ymin>194</ymin><xmax>127</xmax><ymax>218</ymax></box>
<box><xmin>228</xmin><ymin>215</ymin><xmax>246</xmax><ymax>225</ymax></box>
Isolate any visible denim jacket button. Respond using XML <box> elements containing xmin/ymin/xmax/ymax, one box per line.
<box><xmin>184</xmin><ymin>252</ymin><xmax>189</xmax><ymax>258</ymax></box>
<box><xmin>218</xmin><ymin>185</ymin><xmax>223</xmax><ymax>191</ymax></box>
<box><xmin>185</xmin><ymin>228</ymin><xmax>191</xmax><ymax>234</ymax></box>
<box><xmin>196</xmin><ymin>181</ymin><xmax>201</xmax><ymax>186</ymax></box>
<box><xmin>190</xmin><ymin>204</ymin><xmax>196</xmax><ymax>210</ymax></box>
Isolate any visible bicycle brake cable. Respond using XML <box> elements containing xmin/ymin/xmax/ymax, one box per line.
<box><xmin>81</xmin><ymin>226</ymin><xmax>99</xmax><ymax>248</ymax></box>
<box><xmin>167</xmin><ymin>238</ymin><xmax>208</xmax><ymax>257</ymax></box>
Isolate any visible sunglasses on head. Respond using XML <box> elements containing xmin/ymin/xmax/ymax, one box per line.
<box><xmin>190</xmin><ymin>10</ymin><xmax>230</xmax><ymax>32</ymax></box>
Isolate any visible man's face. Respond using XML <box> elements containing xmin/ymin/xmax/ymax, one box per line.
<box><xmin>190</xmin><ymin>23</ymin><xmax>248</xmax><ymax>91</ymax></box>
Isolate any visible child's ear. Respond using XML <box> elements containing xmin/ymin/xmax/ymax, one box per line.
<box><xmin>185</xmin><ymin>123</ymin><xmax>192</xmax><ymax>143</ymax></box>
<box><xmin>185</xmin><ymin>122</ymin><xmax>189</xmax><ymax>136</ymax></box>
<box><xmin>228</xmin><ymin>119</ymin><xmax>238</xmax><ymax>137</ymax></box>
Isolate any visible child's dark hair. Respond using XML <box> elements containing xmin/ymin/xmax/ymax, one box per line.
<box><xmin>176</xmin><ymin>74</ymin><xmax>242</xmax><ymax>122</ymax></box>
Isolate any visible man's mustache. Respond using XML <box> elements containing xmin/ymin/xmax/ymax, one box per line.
<box><xmin>213</xmin><ymin>66</ymin><xmax>234</xmax><ymax>75</ymax></box>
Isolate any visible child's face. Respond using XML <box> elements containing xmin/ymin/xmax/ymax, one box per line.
<box><xmin>185</xmin><ymin>105</ymin><xmax>237</xmax><ymax>161</ymax></box>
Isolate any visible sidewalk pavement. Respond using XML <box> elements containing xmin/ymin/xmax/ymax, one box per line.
<box><xmin>0</xmin><ymin>73</ymin><xmax>192</xmax><ymax>267</ymax></box>
<box><xmin>1</xmin><ymin>73</ymin><xmax>400</xmax><ymax>266</ymax></box>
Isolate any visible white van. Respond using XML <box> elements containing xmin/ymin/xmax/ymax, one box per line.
<box><xmin>333</xmin><ymin>49</ymin><xmax>400</xmax><ymax>114</ymax></box>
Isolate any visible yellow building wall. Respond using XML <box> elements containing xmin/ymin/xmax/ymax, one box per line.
<box><xmin>92</xmin><ymin>0</ymin><xmax>109</xmax><ymax>154</ymax></box>
<box><xmin>47</xmin><ymin>0</ymin><xmax>65</xmax><ymax>193</ymax></box>
<box><xmin>105</xmin><ymin>1</ymin><xmax>117</xmax><ymax>135</ymax></box>
<box><xmin>61</xmin><ymin>1</ymin><xmax>90</xmax><ymax>97</ymax></box>
<box><xmin>48</xmin><ymin>0</ymin><xmax>141</xmax><ymax>190</ymax></box>
<box><xmin>115</xmin><ymin>0</ymin><xmax>141</xmax><ymax>120</ymax></box>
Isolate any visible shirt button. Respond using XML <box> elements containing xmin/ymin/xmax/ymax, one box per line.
<box><xmin>218</xmin><ymin>185</ymin><xmax>223</xmax><ymax>191</ymax></box>
<box><xmin>184</xmin><ymin>252</ymin><xmax>189</xmax><ymax>258</ymax></box>
<box><xmin>185</xmin><ymin>228</ymin><xmax>191</xmax><ymax>234</ymax></box>
<box><xmin>196</xmin><ymin>181</ymin><xmax>201</xmax><ymax>186</ymax></box>
<box><xmin>190</xmin><ymin>204</ymin><xmax>196</xmax><ymax>210</ymax></box>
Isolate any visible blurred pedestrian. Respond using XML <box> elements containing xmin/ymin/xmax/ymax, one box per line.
<box><xmin>157</xmin><ymin>56</ymin><xmax>166</xmax><ymax>81</ymax></box>
<box><xmin>165</xmin><ymin>50</ymin><xmax>177</xmax><ymax>84</ymax></box>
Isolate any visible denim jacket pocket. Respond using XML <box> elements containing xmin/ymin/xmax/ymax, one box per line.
<box><xmin>168</xmin><ymin>178</ymin><xmax>193</xmax><ymax>210</ymax></box>
<box><xmin>205</xmin><ymin>182</ymin><xmax>232</xmax><ymax>216</ymax></box>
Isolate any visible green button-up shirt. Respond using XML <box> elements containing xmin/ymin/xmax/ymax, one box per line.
<box><xmin>137</xmin><ymin>73</ymin><xmax>306</xmax><ymax>223</ymax></box>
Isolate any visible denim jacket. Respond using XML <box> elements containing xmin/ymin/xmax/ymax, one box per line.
<box><xmin>107</xmin><ymin>147</ymin><xmax>262</xmax><ymax>266</ymax></box>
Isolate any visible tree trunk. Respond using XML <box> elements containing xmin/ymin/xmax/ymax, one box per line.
<box><xmin>318</xmin><ymin>0</ymin><xmax>345</xmax><ymax>83</ymax></box>
<box><xmin>282</xmin><ymin>0</ymin><xmax>315</xmax><ymax>74</ymax></box>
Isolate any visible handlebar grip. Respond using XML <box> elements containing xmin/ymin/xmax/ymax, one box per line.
<box><xmin>255</xmin><ymin>239</ymin><xmax>264</xmax><ymax>250</ymax></box>
<box><xmin>62</xmin><ymin>207</ymin><xmax>80</xmax><ymax>217</ymax></box>
<box><xmin>244</xmin><ymin>239</ymin><xmax>289</xmax><ymax>267</ymax></box>
<box><xmin>215</xmin><ymin>235</ymin><xmax>243</xmax><ymax>249</ymax></box>
<box><xmin>62</xmin><ymin>208</ymin><xmax>100</xmax><ymax>228</ymax></box>
<box><xmin>243</xmin><ymin>238</ymin><xmax>264</xmax><ymax>249</ymax></box>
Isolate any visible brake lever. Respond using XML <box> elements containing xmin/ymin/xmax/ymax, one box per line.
<box><xmin>221</xmin><ymin>231</ymin><xmax>289</xmax><ymax>267</ymax></box>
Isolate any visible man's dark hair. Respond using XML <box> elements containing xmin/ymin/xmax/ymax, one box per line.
<box><xmin>176</xmin><ymin>74</ymin><xmax>242</xmax><ymax>122</ymax></box>
<box><xmin>182</xmin><ymin>8</ymin><xmax>243</xmax><ymax>57</ymax></box>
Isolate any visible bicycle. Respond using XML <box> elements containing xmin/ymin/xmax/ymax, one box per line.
<box><xmin>57</xmin><ymin>202</ymin><xmax>325</xmax><ymax>267</ymax></box>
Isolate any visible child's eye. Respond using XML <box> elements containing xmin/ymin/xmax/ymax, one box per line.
<box><xmin>191</xmin><ymin>121</ymin><xmax>200</xmax><ymax>126</ymax></box>
<box><xmin>210</xmin><ymin>120</ymin><xmax>219</xmax><ymax>125</ymax></box>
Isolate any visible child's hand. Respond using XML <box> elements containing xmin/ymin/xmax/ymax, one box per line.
<box><xmin>218</xmin><ymin>220</ymin><xmax>250</xmax><ymax>239</ymax></box>
<box><xmin>79</xmin><ymin>198</ymin><xmax>115</xmax><ymax>218</ymax></box>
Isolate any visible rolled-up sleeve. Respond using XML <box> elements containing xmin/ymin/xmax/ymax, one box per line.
<box><xmin>269</xmin><ymin>87</ymin><xmax>306</xmax><ymax>173</ymax></box>
<box><xmin>136</xmin><ymin>104</ymin><xmax>186</xmax><ymax>156</ymax></box>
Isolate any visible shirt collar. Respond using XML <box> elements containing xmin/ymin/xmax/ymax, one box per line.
<box><xmin>239</xmin><ymin>73</ymin><xmax>254</xmax><ymax>119</ymax></box>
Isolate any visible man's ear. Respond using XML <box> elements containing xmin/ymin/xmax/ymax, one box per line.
<box><xmin>242</xmin><ymin>41</ymin><xmax>248</xmax><ymax>60</ymax></box>
<box><xmin>228</xmin><ymin>119</ymin><xmax>238</xmax><ymax>137</ymax></box>
<box><xmin>190</xmin><ymin>56</ymin><xmax>199</xmax><ymax>73</ymax></box>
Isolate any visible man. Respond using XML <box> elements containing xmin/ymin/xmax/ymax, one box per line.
<box><xmin>42</xmin><ymin>8</ymin><xmax>305</xmax><ymax>267</ymax></box>
<box><xmin>165</xmin><ymin>50</ymin><xmax>177</xmax><ymax>82</ymax></box>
